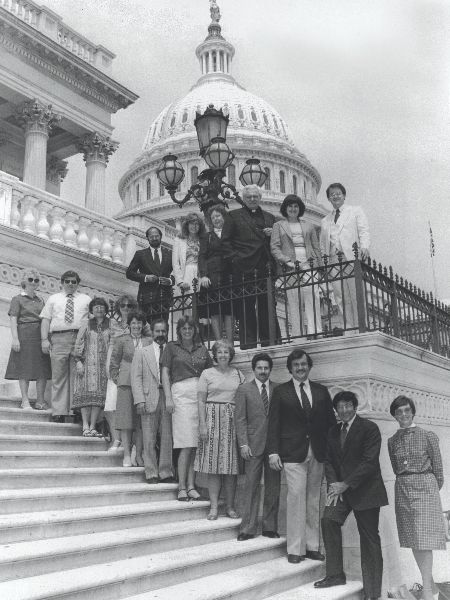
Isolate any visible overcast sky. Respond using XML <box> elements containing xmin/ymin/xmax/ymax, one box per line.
<box><xmin>44</xmin><ymin>0</ymin><xmax>450</xmax><ymax>300</ymax></box>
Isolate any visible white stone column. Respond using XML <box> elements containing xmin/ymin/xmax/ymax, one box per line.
<box><xmin>77</xmin><ymin>132</ymin><xmax>118</xmax><ymax>214</ymax></box>
<box><xmin>16</xmin><ymin>99</ymin><xmax>61</xmax><ymax>190</ymax></box>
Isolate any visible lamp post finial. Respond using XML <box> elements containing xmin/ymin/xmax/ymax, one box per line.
<box><xmin>209</xmin><ymin>0</ymin><xmax>221</xmax><ymax>23</ymax></box>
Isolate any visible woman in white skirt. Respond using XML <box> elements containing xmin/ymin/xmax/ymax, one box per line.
<box><xmin>162</xmin><ymin>316</ymin><xmax>213</xmax><ymax>501</ymax></box>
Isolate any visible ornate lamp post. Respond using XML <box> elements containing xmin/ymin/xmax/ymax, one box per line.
<box><xmin>156</xmin><ymin>104</ymin><xmax>267</xmax><ymax>212</ymax></box>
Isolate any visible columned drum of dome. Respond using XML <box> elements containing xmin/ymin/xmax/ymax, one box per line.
<box><xmin>116</xmin><ymin>2</ymin><xmax>324</xmax><ymax>229</ymax></box>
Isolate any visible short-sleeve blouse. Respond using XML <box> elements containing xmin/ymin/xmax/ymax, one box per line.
<box><xmin>8</xmin><ymin>294</ymin><xmax>45</xmax><ymax>323</ymax></box>
<box><xmin>198</xmin><ymin>367</ymin><xmax>245</xmax><ymax>404</ymax></box>
<box><xmin>161</xmin><ymin>341</ymin><xmax>213</xmax><ymax>384</ymax></box>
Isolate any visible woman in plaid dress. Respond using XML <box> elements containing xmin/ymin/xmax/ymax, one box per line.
<box><xmin>388</xmin><ymin>395</ymin><xmax>446</xmax><ymax>600</ymax></box>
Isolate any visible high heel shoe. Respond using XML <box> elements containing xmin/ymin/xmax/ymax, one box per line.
<box><xmin>187</xmin><ymin>487</ymin><xmax>202</xmax><ymax>500</ymax></box>
<box><xmin>225</xmin><ymin>508</ymin><xmax>240</xmax><ymax>519</ymax></box>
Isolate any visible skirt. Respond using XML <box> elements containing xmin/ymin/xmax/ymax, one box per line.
<box><xmin>115</xmin><ymin>386</ymin><xmax>138</xmax><ymax>430</ymax></box>
<box><xmin>194</xmin><ymin>402</ymin><xmax>239</xmax><ymax>475</ymax></box>
<box><xmin>5</xmin><ymin>322</ymin><xmax>51</xmax><ymax>381</ymax></box>
<box><xmin>395</xmin><ymin>472</ymin><xmax>447</xmax><ymax>550</ymax></box>
<box><xmin>104</xmin><ymin>379</ymin><xmax>118</xmax><ymax>411</ymax></box>
<box><xmin>171</xmin><ymin>377</ymin><xmax>199</xmax><ymax>448</ymax></box>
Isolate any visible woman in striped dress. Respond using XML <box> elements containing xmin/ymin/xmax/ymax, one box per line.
<box><xmin>195</xmin><ymin>340</ymin><xmax>245</xmax><ymax>520</ymax></box>
<box><xmin>388</xmin><ymin>395</ymin><xmax>446</xmax><ymax>600</ymax></box>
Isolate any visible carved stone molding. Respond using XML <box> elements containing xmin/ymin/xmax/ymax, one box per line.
<box><xmin>16</xmin><ymin>99</ymin><xmax>61</xmax><ymax>136</ymax></box>
<box><xmin>46</xmin><ymin>156</ymin><xmax>68</xmax><ymax>184</ymax></box>
<box><xmin>77</xmin><ymin>132</ymin><xmax>118</xmax><ymax>164</ymax></box>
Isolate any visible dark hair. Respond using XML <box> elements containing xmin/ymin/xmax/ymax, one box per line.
<box><xmin>389</xmin><ymin>395</ymin><xmax>416</xmax><ymax>417</ymax></box>
<box><xmin>60</xmin><ymin>270</ymin><xmax>80</xmax><ymax>283</ymax></box>
<box><xmin>146</xmin><ymin>226</ymin><xmax>163</xmax><ymax>239</ymax></box>
<box><xmin>127</xmin><ymin>310</ymin><xmax>147</xmax><ymax>326</ymax></box>
<box><xmin>211</xmin><ymin>340</ymin><xmax>235</xmax><ymax>363</ymax></box>
<box><xmin>113</xmin><ymin>294</ymin><xmax>137</xmax><ymax>316</ymax></box>
<box><xmin>333</xmin><ymin>390</ymin><xmax>358</xmax><ymax>411</ymax></box>
<box><xmin>280</xmin><ymin>194</ymin><xmax>306</xmax><ymax>219</ymax></box>
<box><xmin>251</xmin><ymin>352</ymin><xmax>273</xmax><ymax>371</ymax></box>
<box><xmin>150</xmin><ymin>318</ymin><xmax>167</xmax><ymax>332</ymax></box>
<box><xmin>206</xmin><ymin>204</ymin><xmax>227</xmax><ymax>228</ymax></box>
<box><xmin>89</xmin><ymin>297</ymin><xmax>109</xmax><ymax>313</ymax></box>
<box><xmin>326</xmin><ymin>183</ymin><xmax>346</xmax><ymax>198</ymax></box>
<box><xmin>176</xmin><ymin>315</ymin><xmax>200</xmax><ymax>343</ymax></box>
<box><xmin>180</xmin><ymin>213</ymin><xmax>206</xmax><ymax>239</ymax></box>
<box><xmin>286</xmin><ymin>348</ymin><xmax>313</xmax><ymax>373</ymax></box>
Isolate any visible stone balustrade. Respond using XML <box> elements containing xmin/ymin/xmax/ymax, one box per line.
<box><xmin>0</xmin><ymin>171</ymin><xmax>177</xmax><ymax>265</ymax></box>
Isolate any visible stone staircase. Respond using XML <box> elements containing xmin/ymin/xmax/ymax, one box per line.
<box><xmin>0</xmin><ymin>393</ymin><xmax>364</xmax><ymax>600</ymax></box>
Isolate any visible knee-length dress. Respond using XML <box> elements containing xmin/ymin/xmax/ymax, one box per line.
<box><xmin>72</xmin><ymin>319</ymin><xmax>111</xmax><ymax>409</ymax></box>
<box><xmin>388</xmin><ymin>425</ymin><xmax>446</xmax><ymax>550</ymax></box>
<box><xmin>194</xmin><ymin>367</ymin><xmax>245</xmax><ymax>475</ymax></box>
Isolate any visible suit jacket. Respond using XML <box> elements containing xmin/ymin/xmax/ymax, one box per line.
<box><xmin>126</xmin><ymin>246</ymin><xmax>173</xmax><ymax>302</ymax></box>
<box><xmin>235</xmin><ymin>379</ymin><xmax>277</xmax><ymax>456</ymax></box>
<box><xmin>325</xmin><ymin>415</ymin><xmax>388</xmax><ymax>511</ymax></box>
<box><xmin>271</xmin><ymin>219</ymin><xmax>322</xmax><ymax>274</ymax></box>
<box><xmin>221</xmin><ymin>207</ymin><xmax>276</xmax><ymax>274</ymax></box>
<box><xmin>198</xmin><ymin>231</ymin><xmax>223</xmax><ymax>279</ymax></box>
<box><xmin>266</xmin><ymin>379</ymin><xmax>336</xmax><ymax>463</ymax></box>
<box><xmin>320</xmin><ymin>204</ymin><xmax>370</xmax><ymax>261</ymax></box>
<box><xmin>109</xmin><ymin>334</ymin><xmax>152</xmax><ymax>387</ymax></box>
<box><xmin>131</xmin><ymin>344</ymin><xmax>162</xmax><ymax>414</ymax></box>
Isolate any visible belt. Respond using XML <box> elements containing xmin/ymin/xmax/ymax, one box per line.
<box><xmin>158</xmin><ymin>384</ymin><xmax>163</xmax><ymax>389</ymax></box>
<box><xmin>51</xmin><ymin>329</ymin><xmax>79</xmax><ymax>334</ymax></box>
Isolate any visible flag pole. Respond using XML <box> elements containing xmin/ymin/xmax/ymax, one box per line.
<box><xmin>428</xmin><ymin>221</ymin><xmax>438</xmax><ymax>299</ymax></box>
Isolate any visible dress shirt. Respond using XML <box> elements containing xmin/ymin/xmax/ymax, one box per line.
<box><xmin>253</xmin><ymin>378</ymin><xmax>271</xmax><ymax>395</ymax></box>
<box><xmin>153</xmin><ymin>248</ymin><xmax>161</xmax><ymax>263</ymax></box>
<box><xmin>292</xmin><ymin>378</ymin><xmax>313</xmax><ymax>409</ymax></box>
<box><xmin>152</xmin><ymin>341</ymin><xmax>165</xmax><ymax>382</ymax></box>
<box><xmin>40</xmin><ymin>291</ymin><xmax>91</xmax><ymax>332</ymax></box>
<box><xmin>132</xmin><ymin>335</ymin><xmax>142</xmax><ymax>349</ymax></box>
<box><xmin>342</xmin><ymin>413</ymin><xmax>357</xmax><ymax>433</ymax></box>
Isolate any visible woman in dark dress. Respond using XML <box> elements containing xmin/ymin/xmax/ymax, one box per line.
<box><xmin>198</xmin><ymin>204</ymin><xmax>233</xmax><ymax>342</ymax></box>
<box><xmin>5</xmin><ymin>269</ymin><xmax>51</xmax><ymax>409</ymax></box>
<box><xmin>388</xmin><ymin>395</ymin><xmax>446</xmax><ymax>600</ymax></box>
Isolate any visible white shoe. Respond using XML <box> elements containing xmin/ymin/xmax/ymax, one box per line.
<box><xmin>107</xmin><ymin>441</ymin><xmax>121</xmax><ymax>452</ymax></box>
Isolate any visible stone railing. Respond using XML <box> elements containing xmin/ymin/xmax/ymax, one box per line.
<box><xmin>0</xmin><ymin>0</ymin><xmax>115</xmax><ymax>72</ymax></box>
<box><xmin>0</xmin><ymin>171</ymin><xmax>177</xmax><ymax>265</ymax></box>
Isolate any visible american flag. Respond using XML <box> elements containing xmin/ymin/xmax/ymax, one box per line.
<box><xmin>429</xmin><ymin>222</ymin><xmax>435</xmax><ymax>258</ymax></box>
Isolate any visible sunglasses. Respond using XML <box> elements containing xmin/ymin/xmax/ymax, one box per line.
<box><xmin>27</xmin><ymin>278</ymin><xmax>40</xmax><ymax>283</ymax></box>
<box><xmin>63</xmin><ymin>279</ymin><xmax>78</xmax><ymax>284</ymax></box>
<box><xmin>120</xmin><ymin>303</ymin><xmax>133</xmax><ymax>308</ymax></box>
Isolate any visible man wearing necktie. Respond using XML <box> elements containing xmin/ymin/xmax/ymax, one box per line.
<box><xmin>266</xmin><ymin>349</ymin><xmax>336</xmax><ymax>563</ymax></box>
<box><xmin>315</xmin><ymin>391</ymin><xmax>388</xmax><ymax>600</ymax></box>
<box><xmin>131</xmin><ymin>319</ymin><xmax>175</xmax><ymax>484</ymax></box>
<box><xmin>235</xmin><ymin>352</ymin><xmax>281</xmax><ymax>541</ymax></box>
<box><xmin>126</xmin><ymin>227</ymin><xmax>174</xmax><ymax>325</ymax></box>
<box><xmin>319</xmin><ymin>183</ymin><xmax>370</xmax><ymax>329</ymax></box>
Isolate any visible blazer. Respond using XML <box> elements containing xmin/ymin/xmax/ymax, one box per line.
<box><xmin>198</xmin><ymin>231</ymin><xmax>223</xmax><ymax>279</ymax></box>
<box><xmin>131</xmin><ymin>344</ymin><xmax>161</xmax><ymax>414</ymax></box>
<box><xmin>266</xmin><ymin>379</ymin><xmax>336</xmax><ymax>463</ymax></box>
<box><xmin>271</xmin><ymin>219</ymin><xmax>322</xmax><ymax>274</ymax></box>
<box><xmin>320</xmin><ymin>204</ymin><xmax>370</xmax><ymax>261</ymax></box>
<box><xmin>126</xmin><ymin>246</ymin><xmax>173</xmax><ymax>302</ymax></box>
<box><xmin>109</xmin><ymin>334</ymin><xmax>152</xmax><ymax>387</ymax></box>
<box><xmin>172</xmin><ymin>237</ymin><xmax>199</xmax><ymax>286</ymax></box>
<box><xmin>221</xmin><ymin>207</ymin><xmax>276</xmax><ymax>274</ymax></box>
<box><xmin>325</xmin><ymin>415</ymin><xmax>388</xmax><ymax>511</ymax></box>
<box><xmin>235</xmin><ymin>379</ymin><xmax>277</xmax><ymax>456</ymax></box>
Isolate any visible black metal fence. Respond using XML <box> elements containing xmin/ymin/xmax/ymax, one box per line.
<box><xmin>144</xmin><ymin>246</ymin><xmax>450</xmax><ymax>358</ymax></box>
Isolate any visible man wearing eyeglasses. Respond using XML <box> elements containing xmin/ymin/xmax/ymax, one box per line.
<box><xmin>320</xmin><ymin>183</ymin><xmax>370</xmax><ymax>330</ymax></box>
<box><xmin>126</xmin><ymin>227</ymin><xmax>173</xmax><ymax>325</ymax></box>
<box><xmin>40</xmin><ymin>271</ymin><xmax>91</xmax><ymax>422</ymax></box>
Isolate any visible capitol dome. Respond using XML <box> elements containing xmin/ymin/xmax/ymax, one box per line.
<box><xmin>116</xmin><ymin>4</ymin><xmax>324</xmax><ymax>230</ymax></box>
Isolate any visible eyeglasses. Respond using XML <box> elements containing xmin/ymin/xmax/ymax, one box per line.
<box><xmin>120</xmin><ymin>303</ymin><xmax>133</xmax><ymax>308</ymax></box>
<box><xmin>63</xmin><ymin>279</ymin><xmax>77</xmax><ymax>284</ymax></box>
<box><xmin>329</xmin><ymin>193</ymin><xmax>344</xmax><ymax>199</ymax></box>
<box><xmin>27</xmin><ymin>278</ymin><xmax>40</xmax><ymax>283</ymax></box>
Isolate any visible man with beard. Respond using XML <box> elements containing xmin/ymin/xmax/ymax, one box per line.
<box><xmin>131</xmin><ymin>319</ymin><xmax>175</xmax><ymax>483</ymax></box>
<box><xmin>126</xmin><ymin>227</ymin><xmax>173</xmax><ymax>324</ymax></box>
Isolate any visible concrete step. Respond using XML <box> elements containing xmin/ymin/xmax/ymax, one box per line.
<box><xmin>0</xmin><ymin>450</ymin><xmax>122</xmax><ymax>469</ymax></box>
<box><xmin>0</xmin><ymin>499</ymin><xmax>211</xmax><ymax>543</ymax></box>
<box><xmin>0</xmin><ymin>433</ymin><xmax>108</xmax><ymax>451</ymax></box>
<box><xmin>125</xmin><ymin>556</ymin><xmax>323</xmax><ymax>600</ymax></box>
<box><xmin>0</xmin><ymin>482</ymin><xmax>178</xmax><ymax>514</ymax></box>
<box><xmin>0</xmin><ymin>536</ymin><xmax>285</xmax><ymax>600</ymax></box>
<box><xmin>0</xmin><ymin>466</ymin><xmax>146</xmax><ymax>489</ymax></box>
<box><xmin>0</xmin><ymin>406</ymin><xmax>51</xmax><ymax>421</ymax></box>
<box><xmin>0</xmin><ymin>518</ymin><xmax>239</xmax><ymax>582</ymax></box>
<box><xmin>266</xmin><ymin>581</ymin><xmax>363</xmax><ymax>600</ymax></box>
<box><xmin>0</xmin><ymin>396</ymin><xmax>24</xmax><ymax>408</ymax></box>
<box><xmin>0</xmin><ymin>419</ymin><xmax>81</xmax><ymax>436</ymax></box>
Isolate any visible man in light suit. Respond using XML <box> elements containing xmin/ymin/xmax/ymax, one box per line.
<box><xmin>235</xmin><ymin>352</ymin><xmax>281</xmax><ymax>541</ymax></box>
<box><xmin>267</xmin><ymin>348</ymin><xmax>336</xmax><ymax>563</ymax></box>
<box><xmin>131</xmin><ymin>319</ymin><xmax>175</xmax><ymax>484</ymax></box>
<box><xmin>320</xmin><ymin>183</ymin><xmax>370</xmax><ymax>329</ymax></box>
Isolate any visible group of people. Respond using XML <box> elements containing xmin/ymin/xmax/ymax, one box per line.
<box><xmin>126</xmin><ymin>182</ymin><xmax>370</xmax><ymax>348</ymax></box>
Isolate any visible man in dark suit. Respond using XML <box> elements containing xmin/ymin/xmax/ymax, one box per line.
<box><xmin>314</xmin><ymin>391</ymin><xmax>388</xmax><ymax>600</ymax></box>
<box><xmin>221</xmin><ymin>184</ymin><xmax>278</xmax><ymax>348</ymax></box>
<box><xmin>126</xmin><ymin>226</ymin><xmax>173</xmax><ymax>324</ymax></box>
<box><xmin>235</xmin><ymin>352</ymin><xmax>281</xmax><ymax>541</ymax></box>
<box><xmin>267</xmin><ymin>348</ymin><xmax>336</xmax><ymax>563</ymax></box>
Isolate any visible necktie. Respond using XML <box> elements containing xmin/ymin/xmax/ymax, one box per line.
<box><xmin>64</xmin><ymin>294</ymin><xmax>74</xmax><ymax>324</ymax></box>
<box><xmin>334</xmin><ymin>208</ymin><xmax>340</xmax><ymax>224</ymax></box>
<box><xmin>340</xmin><ymin>422</ymin><xmax>348</xmax><ymax>448</ymax></box>
<box><xmin>158</xmin><ymin>344</ymin><xmax>164</xmax><ymax>383</ymax></box>
<box><xmin>154</xmin><ymin>249</ymin><xmax>161</xmax><ymax>268</ymax></box>
<box><xmin>261</xmin><ymin>382</ymin><xmax>269</xmax><ymax>415</ymax></box>
<box><xmin>299</xmin><ymin>383</ymin><xmax>312</xmax><ymax>418</ymax></box>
